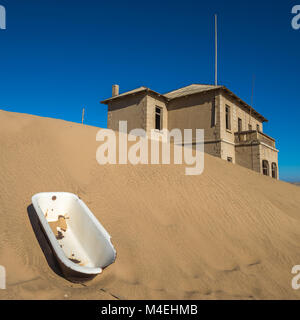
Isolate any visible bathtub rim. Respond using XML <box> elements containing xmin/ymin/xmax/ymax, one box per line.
<box><xmin>32</xmin><ymin>192</ymin><xmax>116</xmax><ymax>276</ymax></box>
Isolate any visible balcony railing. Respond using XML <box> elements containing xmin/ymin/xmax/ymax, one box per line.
<box><xmin>234</xmin><ymin>130</ymin><xmax>276</xmax><ymax>148</ymax></box>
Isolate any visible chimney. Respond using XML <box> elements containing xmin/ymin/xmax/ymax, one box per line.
<box><xmin>112</xmin><ymin>84</ymin><xmax>119</xmax><ymax>97</ymax></box>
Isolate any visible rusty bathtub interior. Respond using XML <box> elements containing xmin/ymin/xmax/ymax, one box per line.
<box><xmin>32</xmin><ymin>192</ymin><xmax>116</xmax><ymax>281</ymax></box>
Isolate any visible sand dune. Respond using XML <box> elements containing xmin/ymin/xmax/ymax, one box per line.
<box><xmin>0</xmin><ymin>109</ymin><xmax>300</xmax><ymax>300</ymax></box>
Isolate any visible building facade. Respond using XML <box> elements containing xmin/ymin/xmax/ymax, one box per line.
<box><xmin>101</xmin><ymin>84</ymin><xmax>279</xmax><ymax>179</ymax></box>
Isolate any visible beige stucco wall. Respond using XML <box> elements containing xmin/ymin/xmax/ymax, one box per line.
<box><xmin>219</xmin><ymin>94</ymin><xmax>263</xmax><ymax>142</ymax></box>
<box><xmin>107</xmin><ymin>94</ymin><xmax>147</xmax><ymax>133</ymax></box>
<box><xmin>167</xmin><ymin>91</ymin><xmax>222</xmax><ymax>158</ymax></box>
<box><xmin>167</xmin><ymin>91</ymin><xmax>220</xmax><ymax>141</ymax></box>
<box><xmin>219</xmin><ymin>93</ymin><xmax>265</xmax><ymax>163</ymax></box>
<box><xmin>220</xmin><ymin>141</ymin><xmax>236</xmax><ymax>163</ymax></box>
<box><xmin>259</xmin><ymin>144</ymin><xmax>279</xmax><ymax>178</ymax></box>
<box><xmin>107</xmin><ymin>93</ymin><xmax>168</xmax><ymax>136</ymax></box>
<box><xmin>235</xmin><ymin>142</ymin><xmax>278</xmax><ymax>178</ymax></box>
<box><xmin>203</xmin><ymin>141</ymin><xmax>221</xmax><ymax>158</ymax></box>
<box><xmin>235</xmin><ymin>143</ymin><xmax>261</xmax><ymax>173</ymax></box>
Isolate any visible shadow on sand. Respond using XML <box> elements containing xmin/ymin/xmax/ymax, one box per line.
<box><xmin>27</xmin><ymin>204</ymin><xmax>64</xmax><ymax>278</ymax></box>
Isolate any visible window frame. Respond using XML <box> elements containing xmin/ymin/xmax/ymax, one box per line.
<box><xmin>225</xmin><ymin>105</ymin><xmax>231</xmax><ymax>131</ymax></box>
<box><xmin>238</xmin><ymin>118</ymin><xmax>242</xmax><ymax>133</ymax></box>
<box><xmin>262</xmin><ymin>160</ymin><xmax>269</xmax><ymax>176</ymax></box>
<box><xmin>155</xmin><ymin>106</ymin><xmax>163</xmax><ymax>131</ymax></box>
<box><xmin>271</xmin><ymin>162</ymin><xmax>277</xmax><ymax>179</ymax></box>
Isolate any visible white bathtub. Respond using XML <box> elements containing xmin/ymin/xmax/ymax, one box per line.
<box><xmin>32</xmin><ymin>192</ymin><xmax>116</xmax><ymax>281</ymax></box>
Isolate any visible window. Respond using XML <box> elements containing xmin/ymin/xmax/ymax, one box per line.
<box><xmin>248</xmin><ymin>124</ymin><xmax>252</xmax><ymax>131</ymax></box>
<box><xmin>256</xmin><ymin>124</ymin><xmax>260</xmax><ymax>132</ymax></box>
<box><xmin>262</xmin><ymin>160</ymin><xmax>269</xmax><ymax>176</ymax></box>
<box><xmin>272</xmin><ymin>163</ymin><xmax>277</xmax><ymax>179</ymax></box>
<box><xmin>225</xmin><ymin>105</ymin><xmax>231</xmax><ymax>130</ymax></box>
<box><xmin>155</xmin><ymin>107</ymin><xmax>162</xmax><ymax>131</ymax></box>
<box><xmin>238</xmin><ymin>118</ymin><xmax>242</xmax><ymax>132</ymax></box>
<box><xmin>227</xmin><ymin>157</ymin><xmax>233</xmax><ymax>163</ymax></box>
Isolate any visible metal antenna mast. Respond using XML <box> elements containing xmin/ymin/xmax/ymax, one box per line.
<box><xmin>250</xmin><ymin>75</ymin><xmax>255</xmax><ymax>126</ymax></box>
<box><xmin>215</xmin><ymin>14</ymin><xmax>218</xmax><ymax>86</ymax></box>
<box><xmin>82</xmin><ymin>107</ymin><xmax>85</xmax><ymax>124</ymax></box>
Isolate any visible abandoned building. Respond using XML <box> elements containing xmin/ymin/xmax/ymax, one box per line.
<box><xmin>101</xmin><ymin>84</ymin><xmax>279</xmax><ymax>179</ymax></box>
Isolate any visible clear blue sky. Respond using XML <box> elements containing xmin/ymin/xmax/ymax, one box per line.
<box><xmin>0</xmin><ymin>0</ymin><xmax>299</xmax><ymax>181</ymax></box>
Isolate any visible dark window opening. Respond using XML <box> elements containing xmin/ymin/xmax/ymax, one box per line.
<box><xmin>256</xmin><ymin>124</ymin><xmax>260</xmax><ymax>132</ymax></box>
<box><xmin>262</xmin><ymin>160</ymin><xmax>269</xmax><ymax>176</ymax></box>
<box><xmin>248</xmin><ymin>124</ymin><xmax>252</xmax><ymax>131</ymax></box>
<box><xmin>272</xmin><ymin>163</ymin><xmax>277</xmax><ymax>179</ymax></box>
<box><xmin>225</xmin><ymin>106</ymin><xmax>231</xmax><ymax>130</ymax></box>
<box><xmin>238</xmin><ymin>118</ymin><xmax>242</xmax><ymax>132</ymax></box>
<box><xmin>155</xmin><ymin>107</ymin><xmax>162</xmax><ymax>131</ymax></box>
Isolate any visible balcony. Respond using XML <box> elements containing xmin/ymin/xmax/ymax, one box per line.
<box><xmin>234</xmin><ymin>130</ymin><xmax>276</xmax><ymax>148</ymax></box>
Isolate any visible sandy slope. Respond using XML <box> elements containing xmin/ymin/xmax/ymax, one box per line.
<box><xmin>0</xmin><ymin>109</ymin><xmax>300</xmax><ymax>300</ymax></box>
